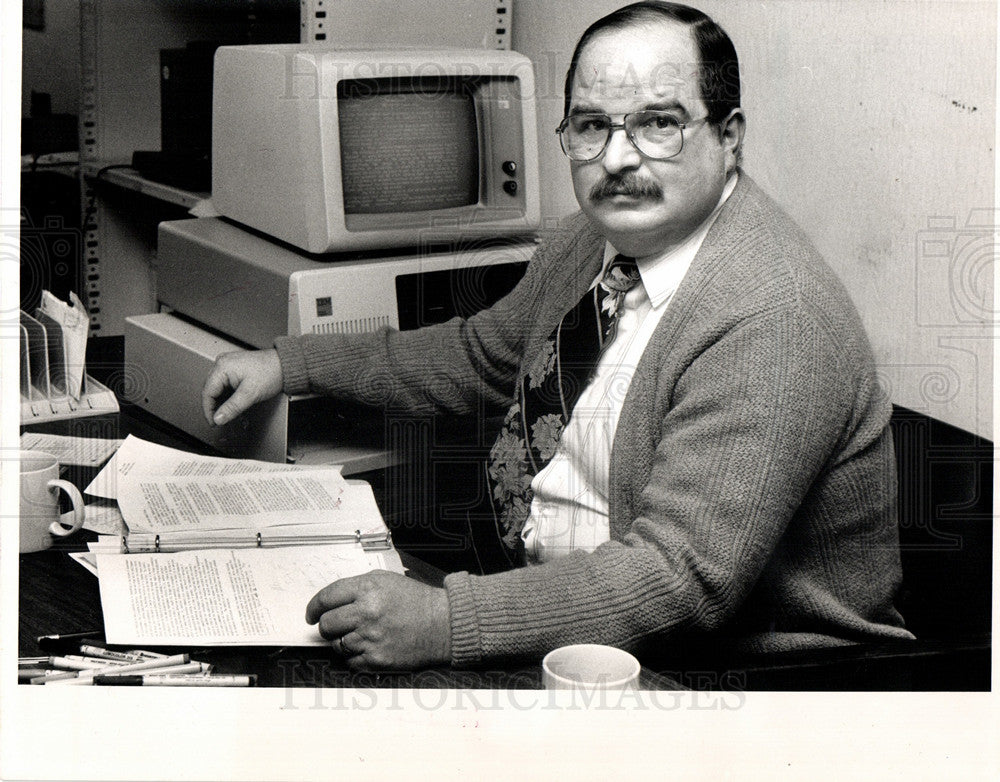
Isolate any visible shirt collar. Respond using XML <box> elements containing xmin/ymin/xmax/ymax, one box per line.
<box><xmin>601</xmin><ymin>172</ymin><xmax>739</xmax><ymax>308</ymax></box>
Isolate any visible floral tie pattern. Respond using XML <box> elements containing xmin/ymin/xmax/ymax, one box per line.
<box><xmin>486</xmin><ymin>256</ymin><xmax>641</xmax><ymax>549</ymax></box>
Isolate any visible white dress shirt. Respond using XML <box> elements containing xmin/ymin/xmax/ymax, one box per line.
<box><xmin>521</xmin><ymin>174</ymin><xmax>738</xmax><ymax>563</ymax></box>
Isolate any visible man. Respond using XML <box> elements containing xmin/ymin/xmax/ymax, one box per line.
<box><xmin>202</xmin><ymin>1</ymin><xmax>912</xmax><ymax>670</ymax></box>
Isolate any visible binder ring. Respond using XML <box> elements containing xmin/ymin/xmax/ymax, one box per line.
<box><xmin>154</xmin><ymin>535</ymin><xmax>160</xmax><ymax>553</ymax></box>
<box><xmin>257</xmin><ymin>532</ymin><xmax>263</xmax><ymax>548</ymax></box>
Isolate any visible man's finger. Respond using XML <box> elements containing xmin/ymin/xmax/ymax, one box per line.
<box><xmin>315</xmin><ymin>607</ymin><xmax>359</xmax><ymax>640</ymax></box>
<box><xmin>201</xmin><ymin>369</ymin><xmax>229</xmax><ymax>425</ymax></box>
<box><xmin>305</xmin><ymin>577</ymin><xmax>363</xmax><ymax>624</ymax></box>
<box><xmin>211</xmin><ymin>383</ymin><xmax>255</xmax><ymax>426</ymax></box>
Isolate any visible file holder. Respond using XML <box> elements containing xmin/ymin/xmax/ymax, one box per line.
<box><xmin>20</xmin><ymin>309</ymin><xmax>120</xmax><ymax>423</ymax></box>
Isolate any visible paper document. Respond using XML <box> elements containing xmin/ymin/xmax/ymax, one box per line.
<box><xmin>20</xmin><ymin>432</ymin><xmax>122</xmax><ymax>467</ymax></box>
<box><xmin>82</xmin><ymin>436</ymin><xmax>387</xmax><ymax>544</ymax></box>
<box><xmin>97</xmin><ymin>545</ymin><xmax>403</xmax><ymax>646</ymax></box>
<box><xmin>83</xmin><ymin>503</ymin><xmax>128</xmax><ymax>536</ymax></box>
<box><xmin>70</xmin><ymin>551</ymin><xmax>99</xmax><ymax>577</ymax></box>
<box><xmin>118</xmin><ymin>473</ymin><xmax>383</xmax><ymax>535</ymax></box>
<box><xmin>38</xmin><ymin>290</ymin><xmax>89</xmax><ymax>400</ymax></box>
<box><xmin>84</xmin><ymin>435</ymin><xmax>333</xmax><ymax>499</ymax></box>
<box><xmin>82</xmin><ymin>436</ymin><xmax>402</xmax><ymax>646</ymax></box>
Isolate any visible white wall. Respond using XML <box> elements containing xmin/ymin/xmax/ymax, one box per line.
<box><xmin>21</xmin><ymin>3</ymin><xmax>80</xmax><ymax>116</ymax></box>
<box><xmin>513</xmin><ymin>0</ymin><xmax>995</xmax><ymax>439</ymax></box>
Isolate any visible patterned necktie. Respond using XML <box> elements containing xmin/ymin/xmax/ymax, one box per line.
<box><xmin>486</xmin><ymin>255</ymin><xmax>642</xmax><ymax>551</ymax></box>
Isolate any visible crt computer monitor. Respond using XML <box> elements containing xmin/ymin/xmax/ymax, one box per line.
<box><xmin>212</xmin><ymin>45</ymin><xmax>541</xmax><ymax>254</ymax></box>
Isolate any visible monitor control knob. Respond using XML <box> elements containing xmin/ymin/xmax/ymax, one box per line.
<box><xmin>502</xmin><ymin>180</ymin><xmax>518</xmax><ymax>196</ymax></box>
<box><xmin>501</xmin><ymin>160</ymin><xmax>518</xmax><ymax>176</ymax></box>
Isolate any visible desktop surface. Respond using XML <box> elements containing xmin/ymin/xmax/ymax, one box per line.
<box><xmin>18</xmin><ymin>405</ymin><xmax>684</xmax><ymax>692</ymax></box>
<box><xmin>18</xmin><ymin>532</ymin><xmax>682</xmax><ymax>690</ymax></box>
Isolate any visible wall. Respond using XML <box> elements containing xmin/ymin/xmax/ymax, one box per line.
<box><xmin>21</xmin><ymin>2</ymin><xmax>80</xmax><ymax>116</ymax></box>
<box><xmin>513</xmin><ymin>0</ymin><xmax>995</xmax><ymax>439</ymax></box>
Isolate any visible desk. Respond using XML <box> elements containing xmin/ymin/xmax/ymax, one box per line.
<box><xmin>19</xmin><ymin>407</ymin><xmax>684</xmax><ymax>691</ymax></box>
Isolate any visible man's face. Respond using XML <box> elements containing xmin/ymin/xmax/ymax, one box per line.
<box><xmin>568</xmin><ymin>21</ymin><xmax>743</xmax><ymax>257</ymax></box>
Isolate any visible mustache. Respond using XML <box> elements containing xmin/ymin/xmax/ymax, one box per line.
<box><xmin>588</xmin><ymin>172</ymin><xmax>663</xmax><ymax>202</ymax></box>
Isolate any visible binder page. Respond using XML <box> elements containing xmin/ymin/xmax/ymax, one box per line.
<box><xmin>97</xmin><ymin>545</ymin><xmax>402</xmax><ymax>646</ymax></box>
<box><xmin>122</xmin><ymin>488</ymin><xmax>389</xmax><ymax>552</ymax></box>
<box><xmin>69</xmin><ymin>551</ymin><xmax>99</xmax><ymax>577</ymax></box>
<box><xmin>82</xmin><ymin>502</ymin><xmax>128</xmax><ymax>536</ymax></box>
<box><xmin>117</xmin><ymin>470</ymin><xmax>381</xmax><ymax>534</ymax></box>
<box><xmin>84</xmin><ymin>435</ymin><xmax>340</xmax><ymax>499</ymax></box>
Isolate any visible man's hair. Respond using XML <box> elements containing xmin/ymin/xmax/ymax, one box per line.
<box><xmin>563</xmin><ymin>1</ymin><xmax>741</xmax><ymax>127</ymax></box>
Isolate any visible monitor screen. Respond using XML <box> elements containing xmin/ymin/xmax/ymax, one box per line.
<box><xmin>338</xmin><ymin>77</ymin><xmax>480</xmax><ymax>215</ymax></box>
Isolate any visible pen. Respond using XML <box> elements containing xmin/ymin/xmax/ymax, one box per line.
<box><xmin>19</xmin><ymin>657</ymin><xmax>50</xmax><ymax>668</ymax></box>
<box><xmin>98</xmin><ymin>662</ymin><xmax>212</xmax><ymax>677</ymax></box>
<box><xmin>83</xmin><ymin>652</ymin><xmax>189</xmax><ymax>676</ymax></box>
<box><xmin>19</xmin><ymin>668</ymin><xmax>51</xmax><ymax>682</ymax></box>
<box><xmin>30</xmin><ymin>670</ymin><xmax>80</xmax><ymax>684</ymax></box>
<box><xmin>50</xmin><ymin>655</ymin><xmax>130</xmax><ymax>671</ymax></box>
<box><xmin>91</xmin><ymin>673</ymin><xmax>256</xmax><ymax>687</ymax></box>
<box><xmin>37</xmin><ymin>631</ymin><xmax>103</xmax><ymax>642</ymax></box>
<box><xmin>27</xmin><ymin>658</ymin><xmax>134</xmax><ymax>683</ymax></box>
<box><xmin>39</xmin><ymin>639</ymin><xmax>170</xmax><ymax>661</ymax></box>
<box><xmin>77</xmin><ymin>645</ymin><xmax>165</xmax><ymax>663</ymax></box>
<box><xmin>125</xmin><ymin>648</ymin><xmax>170</xmax><ymax>659</ymax></box>
<box><xmin>36</xmin><ymin>631</ymin><xmax>103</xmax><ymax>651</ymax></box>
<box><xmin>62</xmin><ymin>654</ymin><xmax>131</xmax><ymax>666</ymax></box>
<box><xmin>53</xmin><ymin>662</ymin><xmax>212</xmax><ymax>684</ymax></box>
<box><xmin>53</xmin><ymin>653</ymin><xmax>190</xmax><ymax>682</ymax></box>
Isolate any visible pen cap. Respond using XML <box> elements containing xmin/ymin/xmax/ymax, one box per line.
<box><xmin>92</xmin><ymin>675</ymin><xmax>145</xmax><ymax>686</ymax></box>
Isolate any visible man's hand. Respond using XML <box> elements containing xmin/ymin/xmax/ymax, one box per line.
<box><xmin>201</xmin><ymin>349</ymin><xmax>284</xmax><ymax>426</ymax></box>
<box><xmin>305</xmin><ymin>571</ymin><xmax>452</xmax><ymax>670</ymax></box>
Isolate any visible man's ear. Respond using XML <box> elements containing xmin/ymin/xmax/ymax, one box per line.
<box><xmin>718</xmin><ymin>108</ymin><xmax>746</xmax><ymax>172</ymax></box>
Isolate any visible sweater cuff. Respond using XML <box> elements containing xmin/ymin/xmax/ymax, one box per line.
<box><xmin>273</xmin><ymin>336</ymin><xmax>310</xmax><ymax>395</ymax></box>
<box><xmin>443</xmin><ymin>571</ymin><xmax>482</xmax><ymax>667</ymax></box>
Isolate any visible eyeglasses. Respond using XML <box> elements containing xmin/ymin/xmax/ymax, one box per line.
<box><xmin>555</xmin><ymin>111</ymin><xmax>710</xmax><ymax>162</ymax></box>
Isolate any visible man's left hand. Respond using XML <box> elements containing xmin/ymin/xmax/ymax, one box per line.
<box><xmin>305</xmin><ymin>570</ymin><xmax>452</xmax><ymax>670</ymax></box>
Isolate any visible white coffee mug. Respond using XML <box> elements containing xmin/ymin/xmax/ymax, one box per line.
<box><xmin>19</xmin><ymin>450</ymin><xmax>85</xmax><ymax>553</ymax></box>
<box><xmin>542</xmin><ymin>644</ymin><xmax>641</xmax><ymax>690</ymax></box>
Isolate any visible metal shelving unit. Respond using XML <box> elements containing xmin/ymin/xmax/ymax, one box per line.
<box><xmin>77</xmin><ymin>0</ymin><xmax>512</xmax><ymax>337</ymax></box>
<box><xmin>77</xmin><ymin>0</ymin><xmax>302</xmax><ymax>336</ymax></box>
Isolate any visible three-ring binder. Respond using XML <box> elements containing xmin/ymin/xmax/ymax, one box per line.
<box><xmin>119</xmin><ymin>529</ymin><xmax>392</xmax><ymax>554</ymax></box>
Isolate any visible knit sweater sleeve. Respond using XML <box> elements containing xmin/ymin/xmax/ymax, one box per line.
<box><xmin>443</xmin><ymin>295</ymin><xmax>868</xmax><ymax>665</ymax></box>
<box><xmin>271</xmin><ymin>218</ymin><xmax>597</xmax><ymax>417</ymax></box>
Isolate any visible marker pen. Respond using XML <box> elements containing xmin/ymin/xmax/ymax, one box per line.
<box><xmin>92</xmin><ymin>674</ymin><xmax>256</xmax><ymax>687</ymax></box>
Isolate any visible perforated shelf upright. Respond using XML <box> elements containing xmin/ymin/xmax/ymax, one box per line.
<box><xmin>78</xmin><ymin>0</ymin><xmax>302</xmax><ymax>337</ymax></box>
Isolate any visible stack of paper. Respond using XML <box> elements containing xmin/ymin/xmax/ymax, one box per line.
<box><xmin>81</xmin><ymin>436</ymin><xmax>402</xmax><ymax>646</ymax></box>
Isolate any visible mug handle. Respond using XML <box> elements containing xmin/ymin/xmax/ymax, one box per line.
<box><xmin>47</xmin><ymin>479</ymin><xmax>86</xmax><ymax>538</ymax></box>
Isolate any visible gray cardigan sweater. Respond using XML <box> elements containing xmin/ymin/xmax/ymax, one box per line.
<box><xmin>275</xmin><ymin>173</ymin><xmax>913</xmax><ymax>666</ymax></box>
